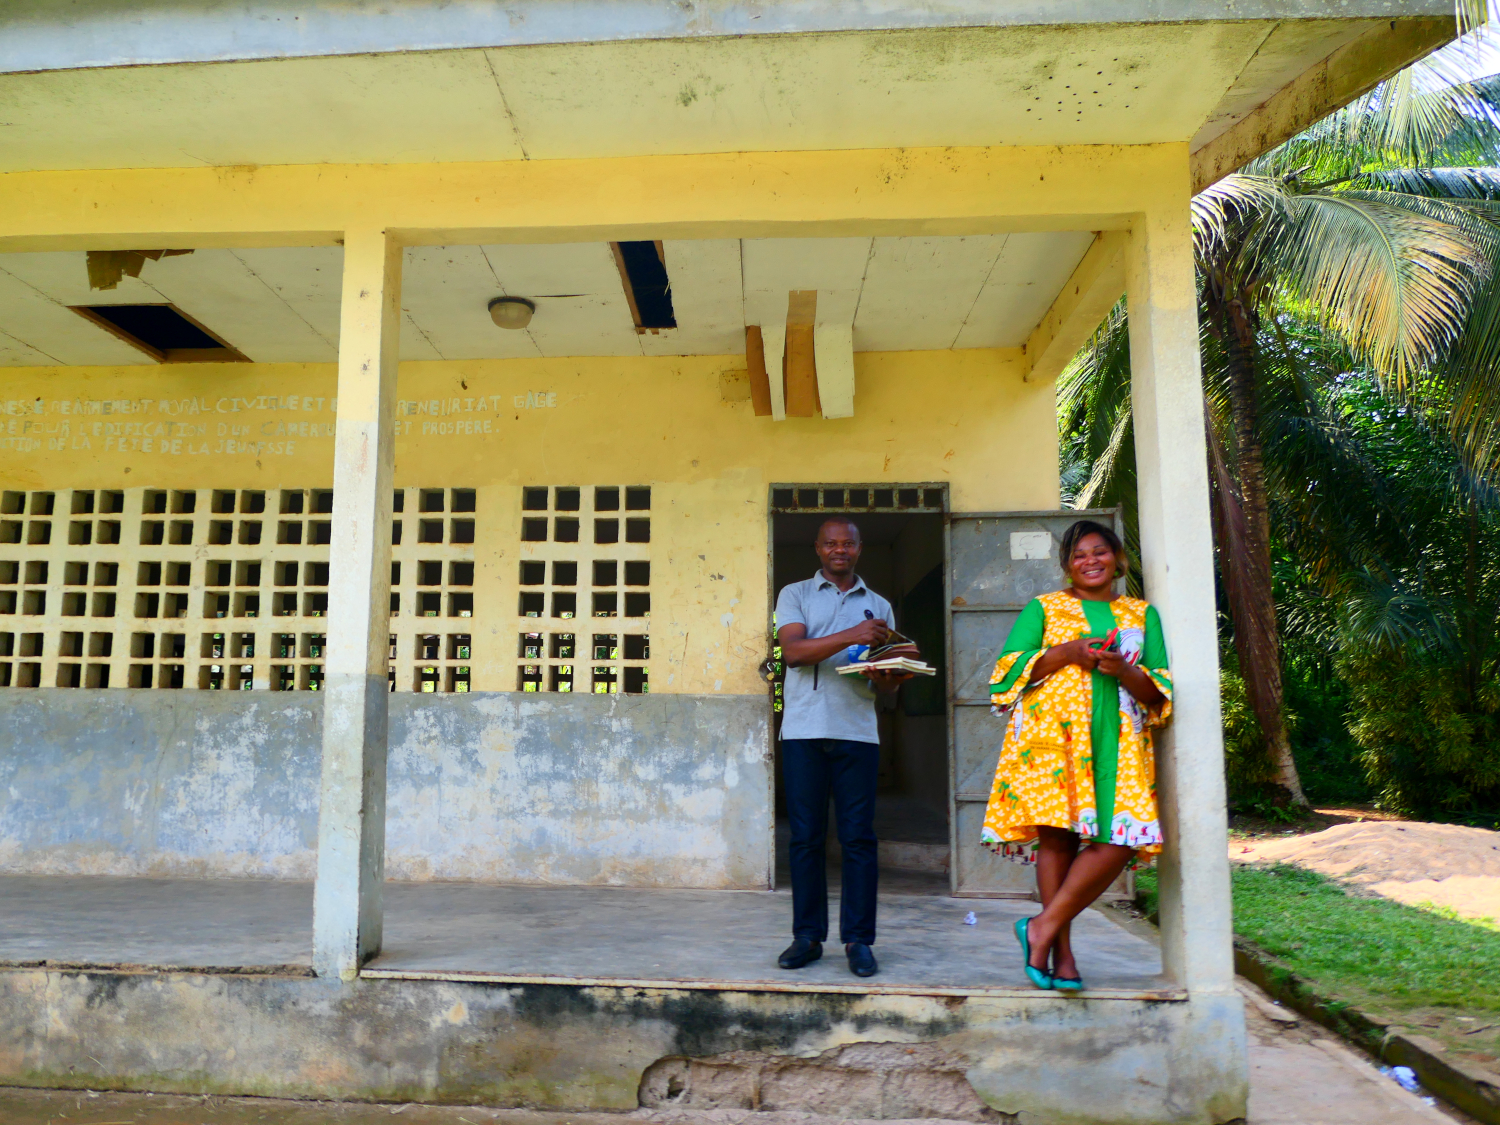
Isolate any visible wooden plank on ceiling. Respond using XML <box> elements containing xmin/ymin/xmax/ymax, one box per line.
<box><xmin>745</xmin><ymin>326</ymin><xmax>773</xmax><ymax>417</ymax></box>
<box><xmin>784</xmin><ymin>289</ymin><xmax>820</xmax><ymax>418</ymax></box>
<box><xmin>814</xmin><ymin>321</ymin><xmax>854</xmax><ymax>419</ymax></box>
<box><xmin>762</xmin><ymin>321</ymin><xmax>787</xmax><ymax>421</ymax></box>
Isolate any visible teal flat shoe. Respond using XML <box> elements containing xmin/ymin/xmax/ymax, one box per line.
<box><xmin>1052</xmin><ymin>975</ymin><xmax>1084</xmax><ymax>992</ymax></box>
<box><xmin>1014</xmin><ymin>917</ymin><xmax>1053</xmax><ymax>990</ymax></box>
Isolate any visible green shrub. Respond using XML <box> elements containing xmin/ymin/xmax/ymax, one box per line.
<box><xmin>1337</xmin><ymin>649</ymin><xmax>1500</xmax><ymax>819</ymax></box>
<box><xmin>1283</xmin><ymin>658</ymin><xmax>1369</xmax><ymax>805</ymax></box>
<box><xmin>1219</xmin><ymin>647</ymin><xmax>1274</xmax><ymax>799</ymax></box>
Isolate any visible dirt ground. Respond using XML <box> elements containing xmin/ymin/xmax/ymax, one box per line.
<box><xmin>1231</xmin><ymin>817</ymin><xmax>1500</xmax><ymax>923</ymax></box>
<box><xmin>0</xmin><ymin>978</ymin><xmax>1476</xmax><ymax>1125</ymax></box>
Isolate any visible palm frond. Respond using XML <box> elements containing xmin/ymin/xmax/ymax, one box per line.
<box><xmin>1268</xmin><ymin>192</ymin><xmax>1486</xmax><ymax>381</ymax></box>
<box><xmin>1261</xmin><ymin>41</ymin><xmax>1500</xmax><ymax>177</ymax></box>
<box><xmin>1430</xmin><ymin>250</ymin><xmax>1500</xmax><ymax>478</ymax></box>
<box><xmin>1076</xmin><ymin>404</ymin><xmax>1131</xmax><ymax>510</ymax></box>
<box><xmin>1455</xmin><ymin>0</ymin><xmax>1493</xmax><ymax>37</ymax></box>
<box><xmin>1337</xmin><ymin>580</ymin><xmax>1458</xmax><ymax>654</ymax></box>
<box><xmin>1354</xmin><ymin>165</ymin><xmax>1500</xmax><ymax>199</ymax></box>
<box><xmin>1191</xmin><ymin>174</ymin><xmax>1289</xmax><ymax>266</ymax></box>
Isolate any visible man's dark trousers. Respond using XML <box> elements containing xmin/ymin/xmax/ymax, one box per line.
<box><xmin>782</xmin><ymin>738</ymin><xmax>879</xmax><ymax>945</ymax></box>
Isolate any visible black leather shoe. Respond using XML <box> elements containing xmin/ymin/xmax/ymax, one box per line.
<box><xmin>846</xmin><ymin>942</ymin><xmax>878</xmax><ymax>977</ymax></box>
<box><xmin>778</xmin><ymin>938</ymin><xmax>823</xmax><ymax>969</ymax></box>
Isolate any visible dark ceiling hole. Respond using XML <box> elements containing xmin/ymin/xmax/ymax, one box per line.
<box><xmin>71</xmin><ymin>303</ymin><xmax>243</xmax><ymax>362</ymax></box>
<box><xmin>82</xmin><ymin>305</ymin><xmax>219</xmax><ymax>350</ymax></box>
<box><xmin>612</xmin><ymin>241</ymin><xmax>677</xmax><ymax>332</ymax></box>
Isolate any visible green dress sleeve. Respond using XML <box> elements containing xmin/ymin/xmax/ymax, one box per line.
<box><xmin>1140</xmin><ymin>604</ymin><xmax>1173</xmax><ymax>727</ymax></box>
<box><xmin>989</xmin><ymin>597</ymin><xmax>1047</xmax><ymax>707</ymax></box>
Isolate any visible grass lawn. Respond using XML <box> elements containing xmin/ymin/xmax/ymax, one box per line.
<box><xmin>1137</xmin><ymin>863</ymin><xmax>1500</xmax><ymax>1068</ymax></box>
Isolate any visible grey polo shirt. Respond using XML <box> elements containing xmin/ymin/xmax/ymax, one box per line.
<box><xmin>775</xmin><ymin>572</ymin><xmax>896</xmax><ymax>744</ymax></box>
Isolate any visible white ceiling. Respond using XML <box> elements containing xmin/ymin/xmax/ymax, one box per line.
<box><xmin>0</xmin><ymin>233</ymin><xmax>1096</xmax><ymax>366</ymax></box>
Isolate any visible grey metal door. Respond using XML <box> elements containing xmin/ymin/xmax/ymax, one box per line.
<box><xmin>948</xmin><ymin>509</ymin><xmax>1122</xmax><ymax>896</ymax></box>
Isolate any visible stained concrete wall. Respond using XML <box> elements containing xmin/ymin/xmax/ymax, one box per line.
<box><xmin>0</xmin><ymin>967</ymin><xmax>1248</xmax><ymax>1125</ymax></box>
<box><xmin>0</xmin><ymin>690</ymin><xmax>771</xmax><ymax>887</ymax></box>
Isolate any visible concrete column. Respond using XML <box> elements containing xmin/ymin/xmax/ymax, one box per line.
<box><xmin>312</xmin><ymin>228</ymin><xmax>401</xmax><ymax>980</ymax></box>
<box><xmin>1125</xmin><ymin>186</ymin><xmax>1236</xmax><ymax>994</ymax></box>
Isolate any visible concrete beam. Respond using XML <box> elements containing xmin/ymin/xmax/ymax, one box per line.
<box><xmin>0</xmin><ymin>143</ymin><xmax>1188</xmax><ymax>253</ymax></box>
<box><xmin>311</xmin><ymin>227</ymin><xmax>400</xmax><ymax>981</ymax></box>
<box><xmin>1190</xmin><ymin>17</ymin><xmax>1455</xmax><ymax>192</ymax></box>
<box><xmin>1124</xmin><ymin>178</ymin><xmax>1238</xmax><ymax>1009</ymax></box>
<box><xmin>1021</xmin><ymin>231</ymin><xmax>1127</xmax><ymax>384</ymax></box>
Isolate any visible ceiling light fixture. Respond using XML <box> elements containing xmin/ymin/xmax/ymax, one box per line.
<box><xmin>488</xmin><ymin>296</ymin><xmax>536</xmax><ymax>330</ymax></box>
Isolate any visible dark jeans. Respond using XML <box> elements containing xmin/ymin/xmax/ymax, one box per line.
<box><xmin>782</xmin><ymin>738</ymin><xmax>879</xmax><ymax>945</ymax></box>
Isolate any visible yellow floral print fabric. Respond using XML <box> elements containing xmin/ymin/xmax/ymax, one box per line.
<box><xmin>981</xmin><ymin>589</ymin><xmax>1172</xmax><ymax>861</ymax></box>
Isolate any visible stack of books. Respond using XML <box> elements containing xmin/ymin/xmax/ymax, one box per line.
<box><xmin>837</xmin><ymin>637</ymin><xmax>937</xmax><ymax>677</ymax></box>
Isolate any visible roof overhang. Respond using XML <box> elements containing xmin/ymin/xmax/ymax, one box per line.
<box><xmin>0</xmin><ymin>0</ymin><xmax>1460</xmax><ymax>74</ymax></box>
<box><xmin>0</xmin><ymin>2</ymin><xmax>1465</xmax><ymax>372</ymax></box>
<box><xmin>0</xmin><ymin>2</ymin><xmax>1461</xmax><ymax>186</ymax></box>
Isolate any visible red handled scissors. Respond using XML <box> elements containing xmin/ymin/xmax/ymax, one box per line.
<box><xmin>1086</xmin><ymin>628</ymin><xmax>1119</xmax><ymax>653</ymax></box>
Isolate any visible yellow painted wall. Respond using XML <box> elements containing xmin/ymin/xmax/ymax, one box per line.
<box><xmin>0</xmin><ymin>348</ymin><xmax>1056</xmax><ymax>694</ymax></box>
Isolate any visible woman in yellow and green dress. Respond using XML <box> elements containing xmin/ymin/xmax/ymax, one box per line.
<box><xmin>981</xmin><ymin>519</ymin><xmax>1172</xmax><ymax>990</ymax></box>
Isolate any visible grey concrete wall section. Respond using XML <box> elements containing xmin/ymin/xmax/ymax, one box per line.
<box><xmin>0</xmin><ymin>967</ymin><xmax>1248</xmax><ymax>1124</ymax></box>
<box><xmin>387</xmin><ymin>692</ymin><xmax>772</xmax><ymax>886</ymax></box>
<box><xmin>0</xmin><ymin>0</ymin><xmax>1456</xmax><ymax>74</ymax></box>
<box><xmin>0</xmin><ymin>690</ymin><xmax>772</xmax><ymax>888</ymax></box>
<box><xmin>0</xmin><ymin>690</ymin><xmax>322</xmax><ymax>880</ymax></box>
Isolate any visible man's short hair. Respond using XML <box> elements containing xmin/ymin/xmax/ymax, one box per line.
<box><xmin>816</xmin><ymin>516</ymin><xmax>861</xmax><ymax>543</ymax></box>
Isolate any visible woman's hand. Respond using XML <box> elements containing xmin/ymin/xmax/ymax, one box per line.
<box><xmin>1097</xmin><ymin>649</ymin><xmax>1166</xmax><ymax>707</ymax></box>
<box><xmin>1027</xmin><ymin>638</ymin><xmax>1099</xmax><ymax>683</ymax></box>
<box><xmin>1095</xmin><ymin>649</ymin><xmax>1128</xmax><ymax>677</ymax></box>
<box><xmin>1056</xmin><ymin>639</ymin><xmax>1101</xmax><ymax>671</ymax></box>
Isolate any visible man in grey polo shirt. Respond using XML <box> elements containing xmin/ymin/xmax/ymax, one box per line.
<box><xmin>774</xmin><ymin>516</ymin><xmax>910</xmax><ymax>978</ymax></box>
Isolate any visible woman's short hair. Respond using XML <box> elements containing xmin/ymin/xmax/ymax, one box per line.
<box><xmin>1059</xmin><ymin>519</ymin><xmax>1129</xmax><ymax>579</ymax></box>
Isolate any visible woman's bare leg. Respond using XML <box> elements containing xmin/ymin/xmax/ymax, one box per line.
<box><xmin>1024</xmin><ymin>842</ymin><xmax>1134</xmax><ymax>976</ymax></box>
<box><xmin>1033</xmin><ymin>827</ymin><xmax>1080</xmax><ymax>978</ymax></box>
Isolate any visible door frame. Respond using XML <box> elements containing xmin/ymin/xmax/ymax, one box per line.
<box><xmin>765</xmin><ymin>483</ymin><xmax>952</xmax><ymax>891</ymax></box>
<box><xmin>946</xmin><ymin>508</ymin><xmax>1123</xmax><ymax>897</ymax></box>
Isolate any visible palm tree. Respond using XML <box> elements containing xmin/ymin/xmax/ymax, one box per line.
<box><xmin>1261</xmin><ymin>330</ymin><xmax>1500</xmax><ymax>815</ymax></box>
<box><xmin>1063</xmin><ymin>44</ymin><xmax>1500</xmax><ymax>804</ymax></box>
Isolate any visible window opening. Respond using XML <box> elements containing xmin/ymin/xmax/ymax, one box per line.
<box><xmin>768</xmin><ymin>482</ymin><xmax>947</xmax><ymax>514</ymax></box>
<box><xmin>0</xmin><ymin>481</ymin><xmax>524</xmax><ymax>694</ymax></box>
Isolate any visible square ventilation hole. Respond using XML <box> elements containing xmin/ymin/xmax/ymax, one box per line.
<box><xmin>69</xmin><ymin>304</ymin><xmax>248</xmax><ymax>363</ymax></box>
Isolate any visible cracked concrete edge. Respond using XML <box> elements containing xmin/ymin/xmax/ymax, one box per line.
<box><xmin>1232</xmin><ymin>941</ymin><xmax>1500</xmax><ymax>1125</ymax></box>
<box><xmin>637</xmin><ymin>1043</ymin><xmax>1007</xmax><ymax>1123</ymax></box>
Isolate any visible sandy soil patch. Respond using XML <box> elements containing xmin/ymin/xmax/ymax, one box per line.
<box><xmin>1232</xmin><ymin>821</ymin><xmax>1500</xmax><ymax>922</ymax></box>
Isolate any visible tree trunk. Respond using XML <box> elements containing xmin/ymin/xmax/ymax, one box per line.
<box><xmin>1208</xmin><ymin>287</ymin><xmax>1309</xmax><ymax>806</ymax></box>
